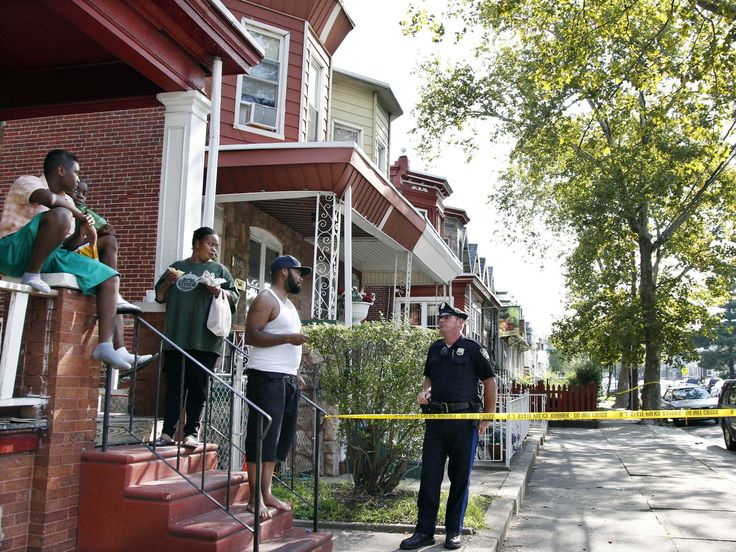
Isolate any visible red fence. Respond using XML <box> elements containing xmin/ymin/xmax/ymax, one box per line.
<box><xmin>510</xmin><ymin>381</ymin><xmax>598</xmax><ymax>412</ymax></box>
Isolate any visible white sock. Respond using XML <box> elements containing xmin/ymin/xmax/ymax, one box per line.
<box><xmin>21</xmin><ymin>272</ymin><xmax>51</xmax><ymax>293</ymax></box>
<box><xmin>93</xmin><ymin>341</ymin><xmax>130</xmax><ymax>370</ymax></box>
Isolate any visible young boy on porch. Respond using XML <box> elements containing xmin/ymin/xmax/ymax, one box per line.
<box><xmin>0</xmin><ymin>149</ymin><xmax>132</xmax><ymax>370</ymax></box>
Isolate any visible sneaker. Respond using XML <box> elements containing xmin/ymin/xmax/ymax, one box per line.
<box><xmin>154</xmin><ymin>433</ymin><xmax>174</xmax><ymax>446</ymax></box>
<box><xmin>116</xmin><ymin>296</ymin><xmax>143</xmax><ymax>315</ymax></box>
<box><xmin>182</xmin><ymin>435</ymin><xmax>199</xmax><ymax>449</ymax></box>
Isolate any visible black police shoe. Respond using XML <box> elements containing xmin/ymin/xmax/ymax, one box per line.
<box><xmin>445</xmin><ymin>532</ymin><xmax>462</xmax><ymax>549</ymax></box>
<box><xmin>400</xmin><ymin>532</ymin><xmax>435</xmax><ymax>550</ymax></box>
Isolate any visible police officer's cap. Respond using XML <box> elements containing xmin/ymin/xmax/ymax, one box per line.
<box><xmin>437</xmin><ymin>302</ymin><xmax>468</xmax><ymax>320</ymax></box>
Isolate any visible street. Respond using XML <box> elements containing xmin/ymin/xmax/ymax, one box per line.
<box><xmin>502</xmin><ymin>420</ymin><xmax>736</xmax><ymax>552</ymax></box>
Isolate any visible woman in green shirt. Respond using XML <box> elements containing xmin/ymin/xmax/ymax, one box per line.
<box><xmin>153</xmin><ymin>227</ymin><xmax>239</xmax><ymax>448</ymax></box>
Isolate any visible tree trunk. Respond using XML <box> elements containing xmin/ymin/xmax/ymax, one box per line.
<box><xmin>639</xmin><ymin>238</ymin><xmax>662</xmax><ymax>409</ymax></box>
<box><xmin>614</xmin><ymin>363</ymin><xmax>631</xmax><ymax>408</ymax></box>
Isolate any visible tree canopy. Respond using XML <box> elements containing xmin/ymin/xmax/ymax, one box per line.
<box><xmin>405</xmin><ymin>0</ymin><xmax>736</xmax><ymax>408</ymax></box>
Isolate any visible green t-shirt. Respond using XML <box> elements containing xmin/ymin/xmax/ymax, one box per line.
<box><xmin>155</xmin><ymin>259</ymin><xmax>239</xmax><ymax>354</ymax></box>
<box><xmin>78</xmin><ymin>204</ymin><xmax>108</xmax><ymax>231</ymax></box>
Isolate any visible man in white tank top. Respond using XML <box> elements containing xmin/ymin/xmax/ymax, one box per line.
<box><xmin>244</xmin><ymin>255</ymin><xmax>311</xmax><ymax>520</ymax></box>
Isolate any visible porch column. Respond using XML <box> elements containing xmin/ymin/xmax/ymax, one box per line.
<box><xmin>343</xmin><ymin>185</ymin><xmax>353</xmax><ymax>325</ymax></box>
<box><xmin>154</xmin><ymin>91</ymin><xmax>211</xmax><ymax>279</ymax></box>
<box><xmin>392</xmin><ymin>251</ymin><xmax>412</xmax><ymax>321</ymax></box>
<box><xmin>311</xmin><ymin>193</ymin><xmax>341</xmax><ymax>320</ymax></box>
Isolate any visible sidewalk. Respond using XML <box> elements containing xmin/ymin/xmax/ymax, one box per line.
<box><xmin>320</xmin><ymin>428</ymin><xmax>545</xmax><ymax>551</ymax></box>
<box><xmin>503</xmin><ymin>420</ymin><xmax>736</xmax><ymax>551</ymax></box>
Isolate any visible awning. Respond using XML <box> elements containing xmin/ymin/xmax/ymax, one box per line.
<box><xmin>0</xmin><ymin>0</ymin><xmax>263</xmax><ymax>120</ymax></box>
<box><xmin>214</xmin><ymin>143</ymin><xmax>462</xmax><ymax>282</ymax></box>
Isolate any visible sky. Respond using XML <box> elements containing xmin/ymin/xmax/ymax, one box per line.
<box><xmin>332</xmin><ymin>0</ymin><xmax>566</xmax><ymax>338</ymax></box>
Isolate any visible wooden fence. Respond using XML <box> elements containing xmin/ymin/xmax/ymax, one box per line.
<box><xmin>510</xmin><ymin>381</ymin><xmax>598</xmax><ymax>412</ymax></box>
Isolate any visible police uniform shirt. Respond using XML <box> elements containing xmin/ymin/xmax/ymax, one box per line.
<box><xmin>424</xmin><ymin>337</ymin><xmax>495</xmax><ymax>404</ymax></box>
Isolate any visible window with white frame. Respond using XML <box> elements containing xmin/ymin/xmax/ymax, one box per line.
<box><xmin>306</xmin><ymin>56</ymin><xmax>323</xmax><ymax>142</ymax></box>
<box><xmin>235</xmin><ymin>22</ymin><xmax>289</xmax><ymax>134</ymax></box>
<box><xmin>469</xmin><ymin>301</ymin><xmax>482</xmax><ymax>342</ymax></box>
<box><xmin>246</xmin><ymin>228</ymin><xmax>282</xmax><ymax>309</ymax></box>
<box><xmin>332</xmin><ymin>120</ymin><xmax>363</xmax><ymax>147</ymax></box>
<box><xmin>375</xmin><ymin>139</ymin><xmax>387</xmax><ymax>173</ymax></box>
<box><xmin>396</xmin><ymin>300</ymin><xmax>441</xmax><ymax>329</ymax></box>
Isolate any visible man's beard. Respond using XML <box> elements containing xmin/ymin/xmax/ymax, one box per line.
<box><xmin>287</xmin><ymin>272</ymin><xmax>302</xmax><ymax>294</ymax></box>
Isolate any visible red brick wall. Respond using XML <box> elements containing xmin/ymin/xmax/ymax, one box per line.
<box><xmin>0</xmin><ymin>108</ymin><xmax>165</xmax><ymax>301</ymax></box>
<box><xmin>8</xmin><ymin>290</ymin><xmax>101</xmax><ymax>552</ymax></box>
<box><xmin>0</xmin><ymin>452</ymin><xmax>34</xmax><ymax>551</ymax></box>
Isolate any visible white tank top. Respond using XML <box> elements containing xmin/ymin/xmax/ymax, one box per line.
<box><xmin>247</xmin><ymin>288</ymin><xmax>302</xmax><ymax>375</ymax></box>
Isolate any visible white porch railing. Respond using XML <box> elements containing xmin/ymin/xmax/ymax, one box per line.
<box><xmin>477</xmin><ymin>392</ymin><xmax>547</xmax><ymax>468</ymax></box>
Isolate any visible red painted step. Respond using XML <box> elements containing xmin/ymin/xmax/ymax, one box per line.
<box><xmin>79</xmin><ymin>443</ymin><xmax>332</xmax><ymax>552</ymax></box>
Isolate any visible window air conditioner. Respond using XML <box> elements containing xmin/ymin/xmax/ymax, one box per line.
<box><xmin>245</xmin><ymin>102</ymin><xmax>277</xmax><ymax>130</ymax></box>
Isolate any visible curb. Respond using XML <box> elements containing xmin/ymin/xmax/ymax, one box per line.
<box><xmin>471</xmin><ymin>430</ymin><xmax>543</xmax><ymax>551</ymax></box>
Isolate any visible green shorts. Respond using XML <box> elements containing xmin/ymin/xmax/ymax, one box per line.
<box><xmin>0</xmin><ymin>213</ymin><xmax>118</xmax><ymax>295</ymax></box>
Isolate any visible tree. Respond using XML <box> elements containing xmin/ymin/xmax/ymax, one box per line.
<box><xmin>305</xmin><ymin>321</ymin><xmax>437</xmax><ymax>496</ymax></box>
<box><xmin>698</xmin><ymin>299</ymin><xmax>736</xmax><ymax>378</ymax></box>
<box><xmin>405</xmin><ymin>0</ymin><xmax>736</xmax><ymax>409</ymax></box>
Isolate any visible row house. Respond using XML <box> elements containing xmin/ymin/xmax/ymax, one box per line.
<box><xmin>496</xmin><ymin>291</ymin><xmax>531</xmax><ymax>382</ymax></box>
<box><xmin>0</xmin><ymin>1</ymin><xmax>463</xmax><ymax>550</ymax></box>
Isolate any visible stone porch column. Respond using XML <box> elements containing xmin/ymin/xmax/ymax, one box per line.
<box><xmin>154</xmin><ymin>91</ymin><xmax>211</xmax><ymax>279</ymax></box>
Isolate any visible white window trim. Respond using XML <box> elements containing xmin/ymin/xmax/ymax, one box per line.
<box><xmin>375</xmin><ymin>136</ymin><xmax>388</xmax><ymax>173</ymax></box>
<box><xmin>331</xmin><ymin>118</ymin><xmax>364</xmax><ymax>148</ymax></box>
<box><xmin>234</xmin><ymin>19</ymin><xmax>290</xmax><ymax>140</ymax></box>
<box><xmin>306</xmin><ymin>54</ymin><xmax>324</xmax><ymax>142</ymax></box>
<box><xmin>249</xmin><ymin>227</ymin><xmax>283</xmax><ymax>292</ymax></box>
<box><xmin>393</xmin><ymin>297</ymin><xmax>445</xmax><ymax>328</ymax></box>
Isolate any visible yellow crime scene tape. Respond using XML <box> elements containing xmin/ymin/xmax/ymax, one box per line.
<box><xmin>324</xmin><ymin>409</ymin><xmax>736</xmax><ymax>421</ymax></box>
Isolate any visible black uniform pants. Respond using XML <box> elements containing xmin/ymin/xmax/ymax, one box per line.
<box><xmin>416</xmin><ymin>417</ymin><xmax>479</xmax><ymax>535</ymax></box>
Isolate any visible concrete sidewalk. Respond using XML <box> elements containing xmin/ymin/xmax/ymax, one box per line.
<box><xmin>503</xmin><ymin>420</ymin><xmax>736</xmax><ymax>552</ymax></box>
<box><xmin>320</xmin><ymin>428</ymin><xmax>545</xmax><ymax>551</ymax></box>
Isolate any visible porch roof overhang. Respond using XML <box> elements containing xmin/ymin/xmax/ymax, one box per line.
<box><xmin>454</xmin><ymin>275</ymin><xmax>503</xmax><ymax>308</ymax></box>
<box><xmin>0</xmin><ymin>0</ymin><xmax>263</xmax><ymax>121</ymax></box>
<box><xmin>213</xmin><ymin>143</ymin><xmax>462</xmax><ymax>283</ymax></box>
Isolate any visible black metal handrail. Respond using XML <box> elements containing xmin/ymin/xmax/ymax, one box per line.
<box><xmin>100</xmin><ymin>315</ymin><xmax>273</xmax><ymax>551</ymax></box>
<box><xmin>223</xmin><ymin>336</ymin><xmax>327</xmax><ymax>534</ymax></box>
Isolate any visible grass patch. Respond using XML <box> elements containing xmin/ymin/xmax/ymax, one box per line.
<box><xmin>273</xmin><ymin>480</ymin><xmax>492</xmax><ymax>529</ymax></box>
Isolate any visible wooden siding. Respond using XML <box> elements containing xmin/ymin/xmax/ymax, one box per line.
<box><xmin>300</xmin><ymin>26</ymin><xmax>332</xmax><ymax>142</ymax></box>
<box><xmin>220</xmin><ymin>0</ymin><xmax>305</xmax><ymax>144</ymax></box>
<box><xmin>331</xmin><ymin>75</ymin><xmax>376</xmax><ymax>159</ymax></box>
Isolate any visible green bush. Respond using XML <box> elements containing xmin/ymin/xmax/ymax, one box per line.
<box><xmin>305</xmin><ymin>321</ymin><xmax>438</xmax><ymax>496</ymax></box>
<box><xmin>565</xmin><ymin>358</ymin><xmax>603</xmax><ymax>389</ymax></box>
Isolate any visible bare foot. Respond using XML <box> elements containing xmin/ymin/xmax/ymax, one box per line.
<box><xmin>263</xmin><ymin>494</ymin><xmax>292</xmax><ymax>511</ymax></box>
<box><xmin>245</xmin><ymin>502</ymin><xmax>272</xmax><ymax>520</ymax></box>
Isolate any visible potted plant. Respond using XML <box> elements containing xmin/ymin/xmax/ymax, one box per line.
<box><xmin>337</xmin><ymin>287</ymin><xmax>375</xmax><ymax>324</ymax></box>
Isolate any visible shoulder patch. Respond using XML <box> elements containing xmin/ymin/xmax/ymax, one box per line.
<box><xmin>480</xmin><ymin>347</ymin><xmax>490</xmax><ymax>362</ymax></box>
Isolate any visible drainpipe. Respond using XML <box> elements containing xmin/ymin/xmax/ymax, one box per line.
<box><xmin>344</xmin><ymin>184</ymin><xmax>353</xmax><ymax>325</ymax></box>
<box><xmin>203</xmin><ymin>56</ymin><xmax>222</xmax><ymax>228</ymax></box>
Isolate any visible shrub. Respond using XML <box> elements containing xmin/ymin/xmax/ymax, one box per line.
<box><xmin>565</xmin><ymin>358</ymin><xmax>603</xmax><ymax>389</ymax></box>
<box><xmin>305</xmin><ymin>320</ymin><xmax>438</xmax><ymax>496</ymax></box>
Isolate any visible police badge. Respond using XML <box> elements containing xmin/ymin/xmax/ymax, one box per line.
<box><xmin>480</xmin><ymin>347</ymin><xmax>490</xmax><ymax>361</ymax></box>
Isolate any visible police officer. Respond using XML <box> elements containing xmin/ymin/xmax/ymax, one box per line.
<box><xmin>400</xmin><ymin>302</ymin><xmax>497</xmax><ymax>550</ymax></box>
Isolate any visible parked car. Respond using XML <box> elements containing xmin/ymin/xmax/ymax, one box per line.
<box><xmin>718</xmin><ymin>380</ymin><xmax>736</xmax><ymax>451</ymax></box>
<box><xmin>703</xmin><ymin>377</ymin><xmax>723</xmax><ymax>393</ymax></box>
<box><xmin>661</xmin><ymin>386</ymin><xmax>718</xmax><ymax>426</ymax></box>
<box><xmin>711</xmin><ymin>378</ymin><xmax>726</xmax><ymax>398</ymax></box>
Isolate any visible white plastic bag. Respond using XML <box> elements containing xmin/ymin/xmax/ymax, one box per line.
<box><xmin>207</xmin><ymin>291</ymin><xmax>231</xmax><ymax>337</ymax></box>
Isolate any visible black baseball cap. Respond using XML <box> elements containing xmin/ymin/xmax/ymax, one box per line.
<box><xmin>438</xmin><ymin>302</ymin><xmax>468</xmax><ymax>320</ymax></box>
<box><xmin>270</xmin><ymin>255</ymin><xmax>312</xmax><ymax>276</ymax></box>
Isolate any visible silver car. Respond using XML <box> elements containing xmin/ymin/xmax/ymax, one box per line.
<box><xmin>661</xmin><ymin>386</ymin><xmax>719</xmax><ymax>426</ymax></box>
